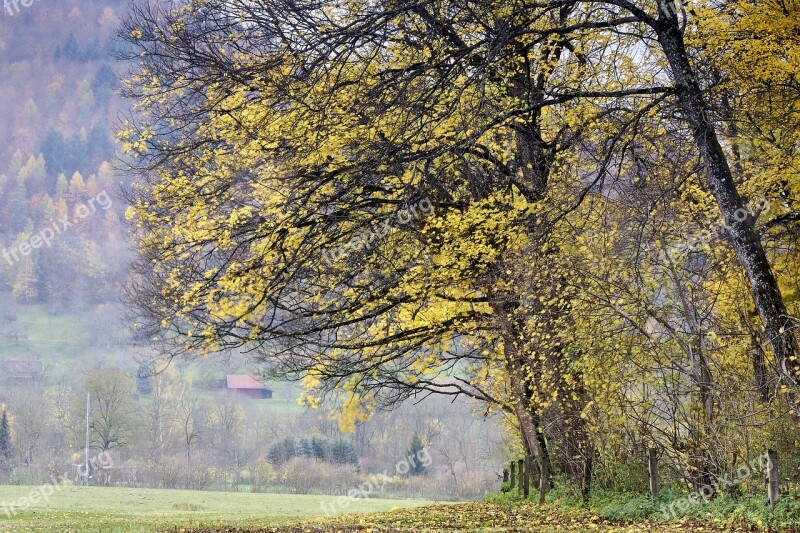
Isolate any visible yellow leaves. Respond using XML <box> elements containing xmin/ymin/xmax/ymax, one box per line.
<box><xmin>336</xmin><ymin>392</ymin><xmax>374</xmax><ymax>433</ymax></box>
<box><xmin>409</xmin><ymin>354</ymin><xmax>442</xmax><ymax>376</ymax></box>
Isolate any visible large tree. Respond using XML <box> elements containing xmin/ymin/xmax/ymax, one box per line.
<box><xmin>121</xmin><ymin>0</ymin><xmax>799</xmax><ymax>496</ymax></box>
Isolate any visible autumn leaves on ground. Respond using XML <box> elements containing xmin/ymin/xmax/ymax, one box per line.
<box><xmin>180</xmin><ymin>503</ymin><xmax>755</xmax><ymax>533</ymax></box>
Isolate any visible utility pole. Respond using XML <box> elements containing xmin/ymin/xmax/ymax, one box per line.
<box><xmin>85</xmin><ymin>392</ymin><xmax>90</xmax><ymax>485</ymax></box>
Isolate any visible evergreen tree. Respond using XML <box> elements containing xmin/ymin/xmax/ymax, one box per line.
<box><xmin>55</xmin><ymin>174</ymin><xmax>69</xmax><ymax>198</ymax></box>
<box><xmin>0</xmin><ymin>410</ymin><xmax>12</xmax><ymax>468</ymax></box>
<box><xmin>10</xmin><ymin>183</ymin><xmax>28</xmax><ymax>233</ymax></box>
<box><xmin>40</xmin><ymin>130</ymin><xmax>69</xmax><ymax>179</ymax></box>
<box><xmin>268</xmin><ymin>437</ymin><xmax>295</xmax><ymax>466</ymax></box>
<box><xmin>136</xmin><ymin>362</ymin><xmax>154</xmax><ymax>395</ymax></box>
<box><xmin>38</xmin><ymin>194</ymin><xmax>55</xmax><ymax>222</ymax></box>
<box><xmin>407</xmin><ymin>434</ymin><xmax>427</xmax><ymax>476</ymax></box>
<box><xmin>7</xmin><ymin>149</ymin><xmax>23</xmax><ymax>178</ymax></box>
<box><xmin>61</xmin><ymin>33</ymin><xmax>79</xmax><ymax>61</ymax></box>
<box><xmin>0</xmin><ymin>173</ymin><xmax>7</xmax><ymax>204</ymax></box>
<box><xmin>17</xmin><ymin>154</ymin><xmax>46</xmax><ymax>190</ymax></box>
<box><xmin>310</xmin><ymin>436</ymin><xmax>329</xmax><ymax>461</ymax></box>
<box><xmin>294</xmin><ymin>437</ymin><xmax>314</xmax><ymax>458</ymax></box>
<box><xmin>330</xmin><ymin>438</ymin><xmax>358</xmax><ymax>466</ymax></box>
<box><xmin>68</xmin><ymin>171</ymin><xmax>87</xmax><ymax>204</ymax></box>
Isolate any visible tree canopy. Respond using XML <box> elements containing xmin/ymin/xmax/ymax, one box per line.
<box><xmin>122</xmin><ymin>0</ymin><xmax>800</xmax><ymax>498</ymax></box>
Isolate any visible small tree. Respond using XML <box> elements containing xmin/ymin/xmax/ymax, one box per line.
<box><xmin>330</xmin><ymin>438</ymin><xmax>358</xmax><ymax>466</ymax></box>
<box><xmin>0</xmin><ymin>409</ymin><xmax>12</xmax><ymax>469</ymax></box>
<box><xmin>136</xmin><ymin>362</ymin><xmax>154</xmax><ymax>395</ymax></box>
<box><xmin>268</xmin><ymin>437</ymin><xmax>295</xmax><ymax>466</ymax></box>
<box><xmin>294</xmin><ymin>437</ymin><xmax>314</xmax><ymax>458</ymax></box>
<box><xmin>407</xmin><ymin>433</ymin><xmax>427</xmax><ymax>476</ymax></box>
<box><xmin>310</xmin><ymin>436</ymin><xmax>329</xmax><ymax>461</ymax></box>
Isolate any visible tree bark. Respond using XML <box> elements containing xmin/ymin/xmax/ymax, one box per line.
<box><xmin>655</xmin><ymin>10</ymin><xmax>799</xmax><ymax>392</ymax></box>
<box><xmin>648</xmin><ymin>448</ymin><xmax>660</xmax><ymax>500</ymax></box>
<box><xmin>768</xmin><ymin>449</ymin><xmax>779</xmax><ymax>509</ymax></box>
<box><xmin>538</xmin><ymin>454</ymin><xmax>549</xmax><ymax>504</ymax></box>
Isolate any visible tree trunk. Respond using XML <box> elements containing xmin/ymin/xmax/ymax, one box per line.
<box><xmin>655</xmin><ymin>9</ymin><xmax>799</xmax><ymax>393</ymax></box>
<box><xmin>504</xmin><ymin>334</ymin><xmax>553</xmax><ymax>498</ymax></box>
<box><xmin>538</xmin><ymin>455</ymin><xmax>549</xmax><ymax>504</ymax></box>
<box><xmin>768</xmin><ymin>449</ymin><xmax>779</xmax><ymax>509</ymax></box>
<box><xmin>509</xmin><ymin>381</ymin><xmax>552</xmax><ymax>498</ymax></box>
<box><xmin>648</xmin><ymin>448</ymin><xmax>660</xmax><ymax>500</ymax></box>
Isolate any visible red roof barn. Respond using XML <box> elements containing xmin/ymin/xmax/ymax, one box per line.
<box><xmin>226</xmin><ymin>375</ymin><xmax>273</xmax><ymax>399</ymax></box>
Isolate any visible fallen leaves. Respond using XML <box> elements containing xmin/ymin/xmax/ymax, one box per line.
<box><xmin>172</xmin><ymin>502</ymin><xmax>761</xmax><ymax>532</ymax></box>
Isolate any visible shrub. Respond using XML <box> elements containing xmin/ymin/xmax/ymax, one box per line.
<box><xmin>278</xmin><ymin>457</ymin><xmax>359</xmax><ymax>495</ymax></box>
<box><xmin>250</xmin><ymin>458</ymin><xmax>277</xmax><ymax>493</ymax></box>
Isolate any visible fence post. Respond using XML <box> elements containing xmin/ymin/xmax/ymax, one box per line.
<box><xmin>518</xmin><ymin>459</ymin><xmax>525</xmax><ymax>495</ymax></box>
<box><xmin>768</xmin><ymin>449</ymin><xmax>779</xmax><ymax>509</ymax></box>
<box><xmin>648</xmin><ymin>448</ymin><xmax>660</xmax><ymax>500</ymax></box>
<box><xmin>523</xmin><ymin>455</ymin><xmax>531</xmax><ymax>499</ymax></box>
<box><xmin>537</xmin><ymin>457</ymin><xmax>548</xmax><ymax>504</ymax></box>
<box><xmin>509</xmin><ymin>461</ymin><xmax>516</xmax><ymax>489</ymax></box>
<box><xmin>582</xmin><ymin>448</ymin><xmax>594</xmax><ymax>502</ymax></box>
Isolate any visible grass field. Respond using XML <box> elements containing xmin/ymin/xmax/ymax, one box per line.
<box><xmin>0</xmin><ymin>485</ymin><xmax>434</xmax><ymax>532</ymax></box>
<box><xmin>0</xmin><ymin>303</ymin><xmax>305</xmax><ymax>412</ymax></box>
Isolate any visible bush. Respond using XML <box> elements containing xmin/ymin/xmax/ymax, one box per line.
<box><xmin>250</xmin><ymin>458</ymin><xmax>277</xmax><ymax>493</ymax></box>
<box><xmin>278</xmin><ymin>457</ymin><xmax>359</xmax><ymax>495</ymax></box>
<box><xmin>9</xmin><ymin>468</ymin><xmax>40</xmax><ymax>486</ymax></box>
<box><xmin>593</xmin><ymin>493</ymin><xmax>660</xmax><ymax>521</ymax></box>
<box><xmin>592</xmin><ymin>460</ymin><xmax>649</xmax><ymax>494</ymax></box>
<box><xmin>484</xmin><ymin>489</ymin><xmax>526</xmax><ymax>504</ymax></box>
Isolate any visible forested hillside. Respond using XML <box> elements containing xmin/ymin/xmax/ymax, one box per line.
<box><xmin>0</xmin><ymin>0</ymin><xmax>127</xmax><ymax>310</ymax></box>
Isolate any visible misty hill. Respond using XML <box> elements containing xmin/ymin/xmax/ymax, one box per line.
<box><xmin>0</xmin><ymin>0</ymin><xmax>128</xmax><ymax>314</ymax></box>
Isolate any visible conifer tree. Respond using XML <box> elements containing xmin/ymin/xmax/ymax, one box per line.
<box><xmin>0</xmin><ymin>409</ymin><xmax>12</xmax><ymax>469</ymax></box>
<box><xmin>407</xmin><ymin>434</ymin><xmax>427</xmax><ymax>476</ymax></box>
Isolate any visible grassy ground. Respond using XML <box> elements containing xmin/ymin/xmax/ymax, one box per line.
<box><xmin>0</xmin><ymin>485</ymin><xmax>774</xmax><ymax>532</ymax></box>
<box><xmin>0</xmin><ymin>304</ymin><xmax>95</xmax><ymax>361</ymax></box>
<box><xmin>0</xmin><ymin>485</ymin><xmax>433</xmax><ymax>532</ymax></box>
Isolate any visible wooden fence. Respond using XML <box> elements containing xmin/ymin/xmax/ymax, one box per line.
<box><xmin>503</xmin><ymin>448</ymin><xmax>781</xmax><ymax>507</ymax></box>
